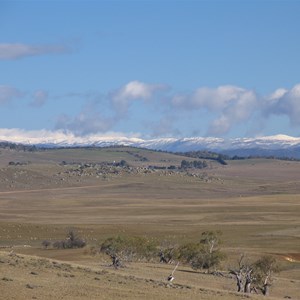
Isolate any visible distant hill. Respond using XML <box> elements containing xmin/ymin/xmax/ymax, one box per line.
<box><xmin>1</xmin><ymin>134</ymin><xmax>300</xmax><ymax>159</ymax></box>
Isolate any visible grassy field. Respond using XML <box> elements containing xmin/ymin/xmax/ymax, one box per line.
<box><xmin>0</xmin><ymin>147</ymin><xmax>299</xmax><ymax>299</ymax></box>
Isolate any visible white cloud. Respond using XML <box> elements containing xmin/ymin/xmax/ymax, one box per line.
<box><xmin>172</xmin><ymin>85</ymin><xmax>255</xmax><ymax>110</ymax></box>
<box><xmin>0</xmin><ymin>85</ymin><xmax>23</xmax><ymax>104</ymax></box>
<box><xmin>4</xmin><ymin>81</ymin><xmax>300</xmax><ymax>138</ymax></box>
<box><xmin>0</xmin><ymin>128</ymin><xmax>142</xmax><ymax>145</ymax></box>
<box><xmin>52</xmin><ymin>81</ymin><xmax>168</xmax><ymax>136</ymax></box>
<box><xmin>171</xmin><ymin>85</ymin><xmax>258</xmax><ymax>136</ymax></box>
<box><xmin>268</xmin><ymin>88</ymin><xmax>288</xmax><ymax>101</ymax></box>
<box><xmin>263</xmin><ymin>84</ymin><xmax>300</xmax><ymax>126</ymax></box>
<box><xmin>0</xmin><ymin>43</ymin><xmax>69</xmax><ymax>60</ymax></box>
<box><xmin>111</xmin><ymin>80</ymin><xmax>167</xmax><ymax>115</ymax></box>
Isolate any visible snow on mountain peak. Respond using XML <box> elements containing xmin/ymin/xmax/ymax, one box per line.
<box><xmin>0</xmin><ymin>128</ymin><xmax>300</xmax><ymax>157</ymax></box>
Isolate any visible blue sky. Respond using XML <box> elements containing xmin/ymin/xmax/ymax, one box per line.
<box><xmin>1</xmin><ymin>0</ymin><xmax>300</xmax><ymax>140</ymax></box>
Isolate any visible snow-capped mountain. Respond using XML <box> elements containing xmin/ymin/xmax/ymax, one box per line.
<box><xmin>140</xmin><ymin>135</ymin><xmax>300</xmax><ymax>158</ymax></box>
<box><xmin>1</xmin><ymin>129</ymin><xmax>300</xmax><ymax>158</ymax></box>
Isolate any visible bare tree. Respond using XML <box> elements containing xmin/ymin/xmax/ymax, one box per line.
<box><xmin>244</xmin><ymin>266</ymin><xmax>254</xmax><ymax>293</ymax></box>
<box><xmin>230</xmin><ymin>254</ymin><xmax>246</xmax><ymax>292</ymax></box>
<box><xmin>110</xmin><ymin>254</ymin><xmax>122</xmax><ymax>269</ymax></box>
<box><xmin>230</xmin><ymin>254</ymin><xmax>279</xmax><ymax>296</ymax></box>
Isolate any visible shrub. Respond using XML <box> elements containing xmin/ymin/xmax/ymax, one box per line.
<box><xmin>41</xmin><ymin>240</ymin><xmax>51</xmax><ymax>249</ymax></box>
<box><xmin>53</xmin><ymin>229</ymin><xmax>86</xmax><ymax>249</ymax></box>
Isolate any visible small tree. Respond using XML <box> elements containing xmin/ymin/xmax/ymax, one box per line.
<box><xmin>65</xmin><ymin>229</ymin><xmax>86</xmax><ymax>248</ymax></box>
<box><xmin>253</xmin><ymin>256</ymin><xmax>279</xmax><ymax>296</ymax></box>
<box><xmin>42</xmin><ymin>240</ymin><xmax>51</xmax><ymax>249</ymax></box>
<box><xmin>198</xmin><ymin>231</ymin><xmax>224</xmax><ymax>272</ymax></box>
<box><xmin>53</xmin><ymin>229</ymin><xmax>86</xmax><ymax>249</ymax></box>
<box><xmin>100</xmin><ymin>235</ymin><xmax>157</xmax><ymax>268</ymax></box>
<box><xmin>180</xmin><ymin>160</ymin><xmax>190</xmax><ymax>169</ymax></box>
<box><xmin>119</xmin><ymin>160</ymin><xmax>128</xmax><ymax>167</ymax></box>
<box><xmin>158</xmin><ymin>240</ymin><xmax>179</xmax><ymax>264</ymax></box>
<box><xmin>178</xmin><ymin>231</ymin><xmax>225</xmax><ymax>273</ymax></box>
<box><xmin>230</xmin><ymin>254</ymin><xmax>279</xmax><ymax>296</ymax></box>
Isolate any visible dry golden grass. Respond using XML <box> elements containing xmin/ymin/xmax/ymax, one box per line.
<box><xmin>0</xmin><ymin>148</ymin><xmax>300</xmax><ymax>299</ymax></box>
<box><xmin>1</xmin><ymin>250</ymin><xmax>298</xmax><ymax>300</ymax></box>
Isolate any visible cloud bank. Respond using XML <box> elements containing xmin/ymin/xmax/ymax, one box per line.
<box><xmin>2</xmin><ymin>80</ymin><xmax>300</xmax><ymax>138</ymax></box>
<box><xmin>171</xmin><ymin>85</ymin><xmax>258</xmax><ymax>135</ymax></box>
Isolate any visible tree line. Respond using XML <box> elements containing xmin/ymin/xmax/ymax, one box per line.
<box><xmin>42</xmin><ymin>229</ymin><xmax>279</xmax><ymax>297</ymax></box>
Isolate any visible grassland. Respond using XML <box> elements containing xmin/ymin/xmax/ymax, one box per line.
<box><xmin>0</xmin><ymin>147</ymin><xmax>299</xmax><ymax>299</ymax></box>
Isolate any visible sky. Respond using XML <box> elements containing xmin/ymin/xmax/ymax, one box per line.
<box><xmin>1</xmin><ymin>0</ymin><xmax>300</xmax><ymax>141</ymax></box>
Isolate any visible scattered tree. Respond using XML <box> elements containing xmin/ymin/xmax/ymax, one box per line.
<box><xmin>198</xmin><ymin>231</ymin><xmax>225</xmax><ymax>272</ymax></box>
<box><xmin>159</xmin><ymin>243</ymin><xmax>178</xmax><ymax>264</ymax></box>
<box><xmin>253</xmin><ymin>256</ymin><xmax>279</xmax><ymax>296</ymax></box>
<box><xmin>118</xmin><ymin>160</ymin><xmax>129</xmax><ymax>167</ymax></box>
<box><xmin>53</xmin><ymin>229</ymin><xmax>86</xmax><ymax>249</ymax></box>
<box><xmin>178</xmin><ymin>231</ymin><xmax>225</xmax><ymax>273</ymax></box>
<box><xmin>100</xmin><ymin>235</ymin><xmax>157</xmax><ymax>268</ymax></box>
<box><xmin>41</xmin><ymin>240</ymin><xmax>51</xmax><ymax>249</ymax></box>
<box><xmin>180</xmin><ymin>160</ymin><xmax>208</xmax><ymax>169</ymax></box>
<box><xmin>230</xmin><ymin>254</ymin><xmax>279</xmax><ymax>296</ymax></box>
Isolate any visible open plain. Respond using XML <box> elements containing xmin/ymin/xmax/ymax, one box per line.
<box><xmin>0</xmin><ymin>147</ymin><xmax>299</xmax><ymax>299</ymax></box>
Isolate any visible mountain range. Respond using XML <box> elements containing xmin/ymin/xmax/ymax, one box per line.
<box><xmin>1</xmin><ymin>132</ymin><xmax>300</xmax><ymax>159</ymax></box>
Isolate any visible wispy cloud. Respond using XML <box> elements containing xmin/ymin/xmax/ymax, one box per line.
<box><xmin>53</xmin><ymin>81</ymin><xmax>168</xmax><ymax>136</ymax></box>
<box><xmin>29</xmin><ymin>90</ymin><xmax>48</xmax><ymax>107</ymax></box>
<box><xmin>146</xmin><ymin>116</ymin><xmax>181</xmax><ymax>138</ymax></box>
<box><xmin>0</xmin><ymin>85</ymin><xmax>23</xmax><ymax>104</ymax></box>
<box><xmin>55</xmin><ymin>99</ymin><xmax>115</xmax><ymax>136</ymax></box>
<box><xmin>4</xmin><ymin>81</ymin><xmax>300</xmax><ymax>138</ymax></box>
<box><xmin>0</xmin><ymin>43</ymin><xmax>70</xmax><ymax>60</ymax></box>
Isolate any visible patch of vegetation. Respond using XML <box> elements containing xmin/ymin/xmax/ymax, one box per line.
<box><xmin>178</xmin><ymin>231</ymin><xmax>225</xmax><ymax>272</ymax></box>
<box><xmin>100</xmin><ymin>235</ymin><xmax>158</xmax><ymax>268</ymax></box>
<box><xmin>230</xmin><ymin>254</ymin><xmax>280</xmax><ymax>296</ymax></box>
<box><xmin>42</xmin><ymin>240</ymin><xmax>51</xmax><ymax>249</ymax></box>
<box><xmin>180</xmin><ymin>160</ymin><xmax>208</xmax><ymax>169</ymax></box>
<box><xmin>0</xmin><ymin>142</ymin><xmax>37</xmax><ymax>152</ymax></box>
<box><xmin>52</xmin><ymin>230</ymin><xmax>86</xmax><ymax>249</ymax></box>
<box><xmin>8</xmin><ymin>161</ymin><xmax>30</xmax><ymax>166</ymax></box>
<box><xmin>177</xmin><ymin>151</ymin><xmax>229</xmax><ymax>165</ymax></box>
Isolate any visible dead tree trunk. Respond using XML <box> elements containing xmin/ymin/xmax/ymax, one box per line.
<box><xmin>262</xmin><ymin>284</ymin><xmax>270</xmax><ymax>296</ymax></box>
<box><xmin>159</xmin><ymin>251</ymin><xmax>168</xmax><ymax>263</ymax></box>
<box><xmin>230</xmin><ymin>270</ymin><xmax>243</xmax><ymax>292</ymax></box>
<box><xmin>262</xmin><ymin>275</ymin><xmax>271</xmax><ymax>296</ymax></box>
<box><xmin>244</xmin><ymin>269</ymin><xmax>253</xmax><ymax>293</ymax></box>
<box><xmin>110</xmin><ymin>255</ymin><xmax>122</xmax><ymax>269</ymax></box>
